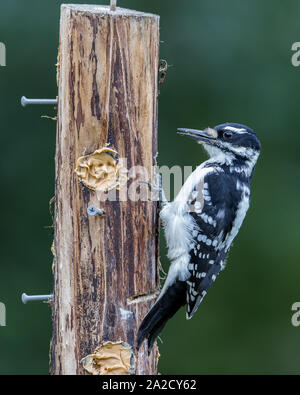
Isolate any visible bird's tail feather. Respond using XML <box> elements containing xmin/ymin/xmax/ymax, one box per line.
<box><xmin>137</xmin><ymin>280</ymin><xmax>186</xmax><ymax>351</ymax></box>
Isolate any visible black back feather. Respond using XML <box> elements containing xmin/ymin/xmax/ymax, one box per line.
<box><xmin>137</xmin><ymin>280</ymin><xmax>186</xmax><ymax>352</ymax></box>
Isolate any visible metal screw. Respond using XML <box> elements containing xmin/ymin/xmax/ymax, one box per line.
<box><xmin>21</xmin><ymin>96</ymin><xmax>58</xmax><ymax>107</ymax></box>
<box><xmin>87</xmin><ymin>206</ymin><xmax>104</xmax><ymax>217</ymax></box>
<box><xmin>110</xmin><ymin>0</ymin><xmax>117</xmax><ymax>11</ymax></box>
<box><xmin>21</xmin><ymin>293</ymin><xmax>53</xmax><ymax>304</ymax></box>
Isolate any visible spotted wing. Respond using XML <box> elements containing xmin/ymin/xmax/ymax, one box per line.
<box><xmin>185</xmin><ymin>171</ymin><xmax>238</xmax><ymax>319</ymax></box>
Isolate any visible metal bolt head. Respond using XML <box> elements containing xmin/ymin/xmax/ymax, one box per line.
<box><xmin>87</xmin><ymin>206</ymin><xmax>104</xmax><ymax>217</ymax></box>
<box><xmin>21</xmin><ymin>293</ymin><xmax>53</xmax><ymax>304</ymax></box>
<box><xmin>21</xmin><ymin>96</ymin><xmax>58</xmax><ymax>107</ymax></box>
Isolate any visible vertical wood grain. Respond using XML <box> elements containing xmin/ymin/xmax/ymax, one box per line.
<box><xmin>51</xmin><ymin>5</ymin><xmax>160</xmax><ymax>375</ymax></box>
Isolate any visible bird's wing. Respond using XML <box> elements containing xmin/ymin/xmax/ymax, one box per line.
<box><xmin>185</xmin><ymin>171</ymin><xmax>237</xmax><ymax>319</ymax></box>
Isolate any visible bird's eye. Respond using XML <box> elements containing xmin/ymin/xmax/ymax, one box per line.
<box><xmin>223</xmin><ymin>131</ymin><xmax>233</xmax><ymax>139</ymax></box>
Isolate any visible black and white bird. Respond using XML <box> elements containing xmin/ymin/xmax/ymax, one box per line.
<box><xmin>137</xmin><ymin>122</ymin><xmax>261</xmax><ymax>351</ymax></box>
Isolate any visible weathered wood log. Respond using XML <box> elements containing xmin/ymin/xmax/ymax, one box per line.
<box><xmin>51</xmin><ymin>4</ymin><xmax>160</xmax><ymax>375</ymax></box>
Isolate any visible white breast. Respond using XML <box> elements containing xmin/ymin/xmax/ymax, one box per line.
<box><xmin>159</xmin><ymin>166</ymin><xmax>215</xmax><ymax>287</ymax></box>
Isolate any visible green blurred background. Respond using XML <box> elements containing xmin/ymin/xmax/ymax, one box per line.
<box><xmin>1</xmin><ymin>0</ymin><xmax>300</xmax><ymax>375</ymax></box>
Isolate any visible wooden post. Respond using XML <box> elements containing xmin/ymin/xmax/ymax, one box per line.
<box><xmin>51</xmin><ymin>4</ymin><xmax>160</xmax><ymax>375</ymax></box>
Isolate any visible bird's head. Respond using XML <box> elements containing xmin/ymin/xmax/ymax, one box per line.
<box><xmin>178</xmin><ymin>123</ymin><xmax>261</xmax><ymax>166</ymax></box>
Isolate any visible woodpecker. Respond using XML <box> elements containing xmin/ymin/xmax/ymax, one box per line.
<box><xmin>137</xmin><ymin>122</ymin><xmax>261</xmax><ymax>351</ymax></box>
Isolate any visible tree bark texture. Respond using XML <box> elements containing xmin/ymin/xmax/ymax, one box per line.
<box><xmin>51</xmin><ymin>4</ymin><xmax>160</xmax><ymax>375</ymax></box>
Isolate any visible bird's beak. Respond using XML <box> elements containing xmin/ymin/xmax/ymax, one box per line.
<box><xmin>177</xmin><ymin>127</ymin><xmax>218</xmax><ymax>143</ymax></box>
